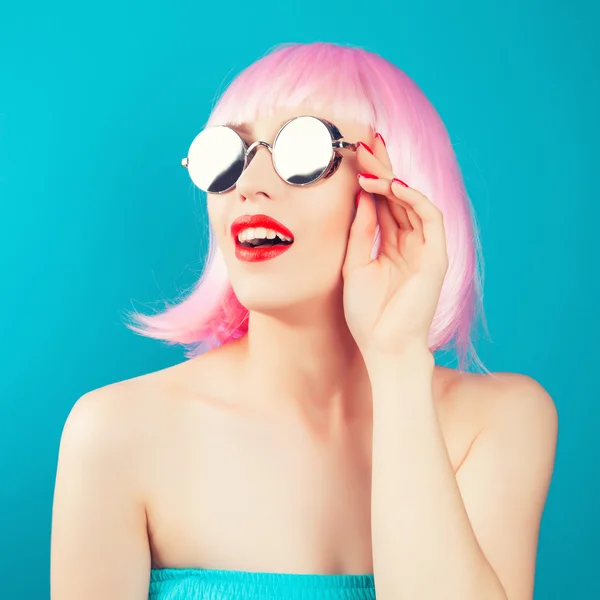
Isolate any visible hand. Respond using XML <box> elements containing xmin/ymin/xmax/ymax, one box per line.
<box><xmin>342</xmin><ymin>136</ymin><xmax>449</xmax><ymax>360</ymax></box>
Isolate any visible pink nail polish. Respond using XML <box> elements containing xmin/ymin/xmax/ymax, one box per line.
<box><xmin>358</xmin><ymin>172</ymin><xmax>378</xmax><ymax>179</ymax></box>
<box><xmin>358</xmin><ymin>142</ymin><xmax>374</xmax><ymax>154</ymax></box>
<box><xmin>393</xmin><ymin>177</ymin><xmax>408</xmax><ymax>187</ymax></box>
<box><xmin>375</xmin><ymin>132</ymin><xmax>386</xmax><ymax>147</ymax></box>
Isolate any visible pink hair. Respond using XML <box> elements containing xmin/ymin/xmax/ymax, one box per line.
<box><xmin>124</xmin><ymin>42</ymin><xmax>488</xmax><ymax>371</ymax></box>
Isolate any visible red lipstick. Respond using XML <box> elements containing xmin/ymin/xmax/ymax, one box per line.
<box><xmin>231</xmin><ymin>214</ymin><xmax>294</xmax><ymax>263</ymax></box>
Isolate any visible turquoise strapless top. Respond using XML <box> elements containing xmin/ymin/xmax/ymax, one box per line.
<box><xmin>149</xmin><ymin>568</ymin><xmax>376</xmax><ymax>599</ymax></box>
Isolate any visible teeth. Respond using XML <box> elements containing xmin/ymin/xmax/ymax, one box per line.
<box><xmin>237</xmin><ymin>227</ymin><xmax>293</xmax><ymax>243</ymax></box>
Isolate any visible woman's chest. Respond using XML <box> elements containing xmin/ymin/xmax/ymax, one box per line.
<box><xmin>144</xmin><ymin>389</ymin><xmax>478</xmax><ymax>573</ymax></box>
<box><xmin>146</xmin><ymin>410</ymin><xmax>375</xmax><ymax>572</ymax></box>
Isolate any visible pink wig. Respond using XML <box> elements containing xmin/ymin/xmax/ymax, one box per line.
<box><xmin>124</xmin><ymin>42</ymin><xmax>488</xmax><ymax>371</ymax></box>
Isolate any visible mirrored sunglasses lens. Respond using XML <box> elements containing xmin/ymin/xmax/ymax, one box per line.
<box><xmin>187</xmin><ymin>127</ymin><xmax>245</xmax><ymax>193</ymax></box>
<box><xmin>273</xmin><ymin>116</ymin><xmax>332</xmax><ymax>185</ymax></box>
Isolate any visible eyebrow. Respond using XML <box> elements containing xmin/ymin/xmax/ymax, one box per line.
<box><xmin>227</xmin><ymin>122</ymin><xmax>253</xmax><ymax>135</ymax></box>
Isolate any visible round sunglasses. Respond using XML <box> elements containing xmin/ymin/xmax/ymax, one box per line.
<box><xmin>181</xmin><ymin>115</ymin><xmax>358</xmax><ymax>194</ymax></box>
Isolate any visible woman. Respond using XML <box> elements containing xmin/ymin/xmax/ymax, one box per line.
<box><xmin>50</xmin><ymin>42</ymin><xmax>558</xmax><ymax>600</ymax></box>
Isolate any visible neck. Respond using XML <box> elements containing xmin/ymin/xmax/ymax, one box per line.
<box><xmin>236</xmin><ymin>296</ymin><xmax>372</xmax><ymax>426</ymax></box>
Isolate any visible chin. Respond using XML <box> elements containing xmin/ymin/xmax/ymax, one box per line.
<box><xmin>231</xmin><ymin>276</ymin><xmax>344</xmax><ymax>320</ymax></box>
<box><xmin>232</xmin><ymin>284</ymin><xmax>307</xmax><ymax>314</ymax></box>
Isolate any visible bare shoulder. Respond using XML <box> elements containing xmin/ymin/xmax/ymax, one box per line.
<box><xmin>431</xmin><ymin>366</ymin><xmax>558</xmax><ymax>475</ymax></box>
<box><xmin>61</xmin><ymin>347</ymin><xmax>235</xmax><ymax>458</ymax></box>
<box><xmin>435</xmin><ymin>366</ymin><xmax>558</xmax><ymax>457</ymax></box>
<box><xmin>60</xmin><ymin>367</ymin><xmax>185</xmax><ymax>479</ymax></box>
<box><xmin>66</xmin><ymin>376</ymin><xmax>160</xmax><ymax>445</ymax></box>
<box><xmin>445</xmin><ymin>368</ymin><xmax>557</xmax><ymax>426</ymax></box>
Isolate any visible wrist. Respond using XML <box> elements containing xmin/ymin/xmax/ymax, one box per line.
<box><xmin>366</xmin><ymin>349</ymin><xmax>436</xmax><ymax>414</ymax></box>
<box><xmin>362</xmin><ymin>343</ymin><xmax>434</xmax><ymax>375</ymax></box>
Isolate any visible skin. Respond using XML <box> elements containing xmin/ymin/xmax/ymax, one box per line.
<box><xmin>50</xmin><ymin>104</ymin><xmax>558</xmax><ymax>600</ymax></box>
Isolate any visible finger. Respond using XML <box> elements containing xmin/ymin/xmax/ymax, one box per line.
<box><xmin>391</xmin><ymin>180</ymin><xmax>424</xmax><ymax>241</ymax></box>
<box><xmin>373</xmin><ymin>194</ymin><xmax>402</xmax><ymax>254</ymax></box>
<box><xmin>401</xmin><ymin>206</ymin><xmax>423</xmax><ymax>241</ymax></box>
<box><xmin>390</xmin><ymin>180</ymin><xmax>446</xmax><ymax>254</ymax></box>
<box><xmin>374</xmin><ymin>191</ymin><xmax>411</xmax><ymax>234</ymax></box>
<box><xmin>356</xmin><ymin>142</ymin><xmax>394</xmax><ymax>179</ymax></box>
<box><xmin>342</xmin><ymin>190</ymin><xmax>377</xmax><ymax>276</ymax></box>
<box><xmin>358</xmin><ymin>174</ymin><xmax>418</xmax><ymax>236</ymax></box>
<box><xmin>373</xmin><ymin>132</ymin><xmax>393</xmax><ymax>171</ymax></box>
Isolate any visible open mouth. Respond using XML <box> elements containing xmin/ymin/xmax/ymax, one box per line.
<box><xmin>230</xmin><ymin>214</ymin><xmax>295</xmax><ymax>262</ymax></box>
<box><xmin>236</xmin><ymin>227</ymin><xmax>294</xmax><ymax>248</ymax></box>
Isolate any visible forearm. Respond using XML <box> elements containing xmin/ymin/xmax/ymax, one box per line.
<box><xmin>366</xmin><ymin>348</ymin><xmax>507</xmax><ymax>600</ymax></box>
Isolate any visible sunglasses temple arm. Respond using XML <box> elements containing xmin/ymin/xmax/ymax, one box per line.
<box><xmin>333</xmin><ymin>141</ymin><xmax>358</xmax><ymax>151</ymax></box>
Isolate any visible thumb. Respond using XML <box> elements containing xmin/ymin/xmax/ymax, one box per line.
<box><xmin>342</xmin><ymin>189</ymin><xmax>378</xmax><ymax>277</ymax></box>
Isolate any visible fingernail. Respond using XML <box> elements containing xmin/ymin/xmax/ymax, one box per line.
<box><xmin>392</xmin><ymin>177</ymin><xmax>408</xmax><ymax>187</ymax></box>
<box><xmin>375</xmin><ymin>132</ymin><xmax>386</xmax><ymax>147</ymax></box>
<box><xmin>358</xmin><ymin>172</ymin><xmax>378</xmax><ymax>179</ymax></box>
<box><xmin>358</xmin><ymin>142</ymin><xmax>373</xmax><ymax>154</ymax></box>
<box><xmin>355</xmin><ymin>189</ymin><xmax>362</xmax><ymax>208</ymax></box>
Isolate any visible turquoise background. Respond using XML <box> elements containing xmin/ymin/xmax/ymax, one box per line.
<box><xmin>1</xmin><ymin>0</ymin><xmax>597</xmax><ymax>598</ymax></box>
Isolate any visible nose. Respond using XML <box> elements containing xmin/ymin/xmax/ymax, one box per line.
<box><xmin>235</xmin><ymin>142</ymin><xmax>278</xmax><ymax>201</ymax></box>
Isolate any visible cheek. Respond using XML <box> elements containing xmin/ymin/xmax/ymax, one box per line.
<box><xmin>319</xmin><ymin>208</ymin><xmax>353</xmax><ymax>245</ymax></box>
<box><xmin>320</xmin><ymin>175</ymin><xmax>358</xmax><ymax>236</ymax></box>
<box><xmin>206</xmin><ymin>197</ymin><xmax>229</xmax><ymax>243</ymax></box>
<box><xmin>304</xmin><ymin>193</ymin><xmax>356</xmax><ymax>267</ymax></box>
